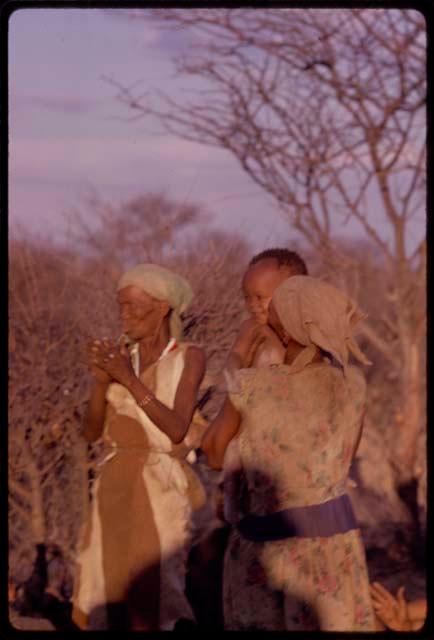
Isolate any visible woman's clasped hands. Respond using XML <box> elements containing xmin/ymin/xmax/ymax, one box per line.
<box><xmin>86</xmin><ymin>338</ymin><xmax>135</xmax><ymax>387</ymax></box>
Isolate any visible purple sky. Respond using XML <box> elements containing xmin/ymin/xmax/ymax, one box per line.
<box><xmin>9</xmin><ymin>8</ymin><xmax>425</xmax><ymax>254</ymax></box>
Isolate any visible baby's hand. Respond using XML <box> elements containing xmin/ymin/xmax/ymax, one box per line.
<box><xmin>231</xmin><ymin>319</ymin><xmax>267</xmax><ymax>368</ymax></box>
<box><xmin>252</xmin><ymin>326</ymin><xmax>286</xmax><ymax>368</ymax></box>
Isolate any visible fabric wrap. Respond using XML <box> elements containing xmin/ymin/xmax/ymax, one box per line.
<box><xmin>117</xmin><ymin>263</ymin><xmax>193</xmax><ymax>340</ymax></box>
<box><xmin>272</xmin><ymin>275</ymin><xmax>371</xmax><ymax>375</ymax></box>
<box><xmin>237</xmin><ymin>494</ymin><xmax>358</xmax><ymax>542</ymax></box>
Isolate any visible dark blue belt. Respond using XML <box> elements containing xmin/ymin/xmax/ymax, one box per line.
<box><xmin>237</xmin><ymin>494</ymin><xmax>358</xmax><ymax>542</ymax></box>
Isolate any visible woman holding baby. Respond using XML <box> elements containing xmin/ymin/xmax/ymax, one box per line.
<box><xmin>202</xmin><ymin>272</ymin><xmax>376</xmax><ymax>631</ymax></box>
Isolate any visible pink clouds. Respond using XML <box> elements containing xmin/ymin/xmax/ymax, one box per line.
<box><xmin>16</xmin><ymin>95</ymin><xmax>100</xmax><ymax>114</ymax></box>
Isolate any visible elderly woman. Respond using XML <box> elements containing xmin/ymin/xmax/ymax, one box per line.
<box><xmin>211</xmin><ymin>275</ymin><xmax>376</xmax><ymax>631</ymax></box>
<box><xmin>72</xmin><ymin>264</ymin><xmax>206</xmax><ymax>631</ymax></box>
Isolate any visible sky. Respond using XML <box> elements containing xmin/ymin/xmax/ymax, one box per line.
<box><xmin>9</xmin><ymin>8</ymin><xmax>426</xmax><ymax>255</ymax></box>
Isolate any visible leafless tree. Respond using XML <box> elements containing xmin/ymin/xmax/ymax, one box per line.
<box><xmin>69</xmin><ymin>189</ymin><xmax>207</xmax><ymax>269</ymax></box>
<box><xmin>110</xmin><ymin>7</ymin><xmax>426</xmax><ymax>483</ymax></box>
<box><xmin>9</xmin><ymin>237</ymin><xmax>118</xmax><ymax>584</ymax></box>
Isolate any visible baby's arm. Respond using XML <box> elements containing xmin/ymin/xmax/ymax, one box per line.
<box><xmin>229</xmin><ymin>318</ymin><xmax>267</xmax><ymax>370</ymax></box>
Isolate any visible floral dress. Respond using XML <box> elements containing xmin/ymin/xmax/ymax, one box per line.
<box><xmin>223</xmin><ymin>362</ymin><xmax>376</xmax><ymax>631</ymax></box>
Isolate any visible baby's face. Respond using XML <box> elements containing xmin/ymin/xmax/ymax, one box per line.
<box><xmin>242</xmin><ymin>259</ymin><xmax>290</xmax><ymax>324</ymax></box>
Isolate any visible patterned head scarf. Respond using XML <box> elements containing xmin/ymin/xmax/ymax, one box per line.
<box><xmin>117</xmin><ymin>263</ymin><xmax>194</xmax><ymax>340</ymax></box>
<box><xmin>272</xmin><ymin>275</ymin><xmax>372</xmax><ymax>374</ymax></box>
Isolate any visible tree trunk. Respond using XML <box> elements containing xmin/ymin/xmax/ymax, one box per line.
<box><xmin>393</xmin><ymin>342</ymin><xmax>422</xmax><ymax>484</ymax></box>
<box><xmin>25</xmin><ymin>448</ymin><xmax>46</xmax><ymax>545</ymax></box>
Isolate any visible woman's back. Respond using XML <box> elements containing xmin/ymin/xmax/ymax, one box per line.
<box><xmin>231</xmin><ymin>362</ymin><xmax>366</xmax><ymax>514</ymax></box>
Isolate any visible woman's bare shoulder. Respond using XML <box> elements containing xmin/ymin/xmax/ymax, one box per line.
<box><xmin>180</xmin><ymin>342</ymin><xmax>205</xmax><ymax>358</ymax></box>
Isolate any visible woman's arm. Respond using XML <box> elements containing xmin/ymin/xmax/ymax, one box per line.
<box><xmin>82</xmin><ymin>342</ymin><xmax>112</xmax><ymax>442</ymax></box>
<box><xmin>126</xmin><ymin>346</ymin><xmax>206</xmax><ymax>443</ymax></box>
<box><xmin>82</xmin><ymin>380</ymin><xmax>110</xmax><ymax>443</ymax></box>
<box><xmin>93</xmin><ymin>341</ymin><xmax>206</xmax><ymax>444</ymax></box>
<box><xmin>202</xmin><ymin>321</ymin><xmax>261</xmax><ymax>469</ymax></box>
<box><xmin>201</xmin><ymin>397</ymin><xmax>241</xmax><ymax>470</ymax></box>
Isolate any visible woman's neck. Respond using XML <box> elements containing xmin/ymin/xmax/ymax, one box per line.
<box><xmin>284</xmin><ymin>340</ymin><xmax>322</xmax><ymax>365</ymax></box>
<box><xmin>138</xmin><ymin>321</ymin><xmax>171</xmax><ymax>368</ymax></box>
<box><xmin>284</xmin><ymin>340</ymin><xmax>303</xmax><ymax>365</ymax></box>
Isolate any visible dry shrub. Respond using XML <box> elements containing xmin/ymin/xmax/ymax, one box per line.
<box><xmin>9</xmin><ymin>197</ymin><xmax>425</xmax><ymax>590</ymax></box>
<box><xmin>9</xmin><ymin>237</ymin><xmax>119</xmax><ymax>583</ymax></box>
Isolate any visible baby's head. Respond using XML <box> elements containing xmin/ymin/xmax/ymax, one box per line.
<box><xmin>242</xmin><ymin>248</ymin><xmax>308</xmax><ymax>324</ymax></box>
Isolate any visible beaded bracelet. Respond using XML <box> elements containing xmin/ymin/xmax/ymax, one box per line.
<box><xmin>137</xmin><ymin>393</ymin><xmax>154</xmax><ymax>410</ymax></box>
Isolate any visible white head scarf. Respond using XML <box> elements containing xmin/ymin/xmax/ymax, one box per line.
<box><xmin>272</xmin><ymin>275</ymin><xmax>372</xmax><ymax>375</ymax></box>
<box><xmin>117</xmin><ymin>263</ymin><xmax>194</xmax><ymax>340</ymax></box>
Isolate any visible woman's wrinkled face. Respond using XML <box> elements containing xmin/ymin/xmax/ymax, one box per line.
<box><xmin>117</xmin><ymin>286</ymin><xmax>169</xmax><ymax>341</ymax></box>
<box><xmin>242</xmin><ymin>259</ymin><xmax>290</xmax><ymax>324</ymax></box>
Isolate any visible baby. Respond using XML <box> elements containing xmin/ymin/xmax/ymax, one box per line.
<box><xmin>201</xmin><ymin>247</ymin><xmax>308</xmax><ymax>471</ymax></box>
<box><xmin>229</xmin><ymin>248</ymin><xmax>308</xmax><ymax>370</ymax></box>
<box><xmin>224</xmin><ymin>249</ymin><xmax>309</xmax><ymax>523</ymax></box>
